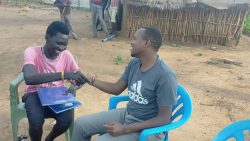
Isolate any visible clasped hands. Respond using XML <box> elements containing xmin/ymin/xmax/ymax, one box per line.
<box><xmin>64</xmin><ymin>71</ymin><xmax>94</xmax><ymax>86</ymax></box>
<box><xmin>63</xmin><ymin>71</ymin><xmax>94</xmax><ymax>95</ymax></box>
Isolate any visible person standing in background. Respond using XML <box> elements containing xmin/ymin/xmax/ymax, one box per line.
<box><xmin>96</xmin><ymin>0</ymin><xmax>109</xmax><ymax>31</ymax></box>
<box><xmin>54</xmin><ymin>0</ymin><xmax>78</xmax><ymax>40</ymax></box>
<box><xmin>90</xmin><ymin>0</ymin><xmax>109</xmax><ymax>38</ymax></box>
<box><xmin>106</xmin><ymin>0</ymin><xmax>120</xmax><ymax>34</ymax></box>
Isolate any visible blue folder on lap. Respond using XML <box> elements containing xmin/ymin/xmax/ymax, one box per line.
<box><xmin>38</xmin><ymin>87</ymin><xmax>76</xmax><ymax>106</ymax></box>
<box><xmin>48</xmin><ymin>101</ymin><xmax>82</xmax><ymax>114</ymax></box>
<box><xmin>37</xmin><ymin>87</ymin><xmax>81</xmax><ymax>114</ymax></box>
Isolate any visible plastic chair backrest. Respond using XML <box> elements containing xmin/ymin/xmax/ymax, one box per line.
<box><xmin>171</xmin><ymin>84</ymin><xmax>192</xmax><ymax>124</ymax></box>
<box><xmin>108</xmin><ymin>84</ymin><xmax>192</xmax><ymax>141</ymax></box>
<box><xmin>212</xmin><ymin>119</ymin><xmax>250</xmax><ymax>141</ymax></box>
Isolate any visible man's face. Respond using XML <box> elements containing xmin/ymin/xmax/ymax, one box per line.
<box><xmin>130</xmin><ymin>29</ymin><xmax>147</xmax><ymax>57</ymax></box>
<box><xmin>47</xmin><ymin>32</ymin><xmax>69</xmax><ymax>55</ymax></box>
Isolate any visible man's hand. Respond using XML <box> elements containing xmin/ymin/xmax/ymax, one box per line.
<box><xmin>64</xmin><ymin>85</ymin><xmax>78</xmax><ymax>96</ymax></box>
<box><xmin>78</xmin><ymin>72</ymin><xmax>91</xmax><ymax>84</ymax></box>
<box><xmin>104</xmin><ymin>121</ymin><xmax>127</xmax><ymax>137</ymax></box>
<box><xmin>64</xmin><ymin>71</ymin><xmax>86</xmax><ymax>86</ymax></box>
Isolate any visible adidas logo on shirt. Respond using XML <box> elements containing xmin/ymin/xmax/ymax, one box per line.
<box><xmin>128</xmin><ymin>80</ymin><xmax>148</xmax><ymax>105</ymax></box>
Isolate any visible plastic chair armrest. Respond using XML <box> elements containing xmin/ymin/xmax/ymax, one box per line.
<box><xmin>10</xmin><ymin>73</ymin><xmax>24</xmax><ymax>106</ymax></box>
<box><xmin>108</xmin><ymin>95</ymin><xmax>129</xmax><ymax>110</ymax></box>
<box><xmin>139</xmin><ymin>120</ymin><xmax>187</xmax><ymax>141</ymax></box>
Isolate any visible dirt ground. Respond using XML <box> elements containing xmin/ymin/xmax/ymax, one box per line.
<box><xmin>0</xmin><ymin>5</ymin><xmax>250</xmax><ymax>141</ymax></box>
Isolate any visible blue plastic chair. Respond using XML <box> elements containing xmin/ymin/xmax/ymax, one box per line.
<box><xmin>212</xmin><ymin>119</ymin><xmax>250</xmax><ymax>141</ymax></box>
<box><xmin>109</xmin><ymin>84</ymin><xmax>193</xmax><ymax>141</ymax></box>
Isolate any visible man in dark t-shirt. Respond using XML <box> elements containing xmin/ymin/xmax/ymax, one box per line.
<box><xmin>72</xmin><ymin>27</ymin><xmax>177</xmax><ymax>141</ymax></box>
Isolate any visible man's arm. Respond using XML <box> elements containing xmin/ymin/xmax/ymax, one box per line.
<box><xmin>91</xmin><ymin>78</ymin><xmax>127</xmax><ymax>95</ymax></box>
<box><xmin>23</xmin><ymin>64</ymin><xmax>85</xmax><ymax>85</ymax></box>
<box><xmin>104</xmin><ymin>105</ymin><xmax>172</xmax><ymax>136</ymax></box>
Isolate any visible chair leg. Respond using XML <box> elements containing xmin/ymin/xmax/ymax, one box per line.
<box><xmin>11</xmin><ymin>108</ymin><xmax>27</xmax><ymax>141</ymax></box>
<box><xmin>65</xmin><ymin>129</ymin><xmax>70</xmax><ymax>141</ymax></box>
<box><xmin>65</xmin><ymin>122</ymin><xmax>73</xmax><ymax>141</ymax></box>
<box><xmin>11</xmin><ymin>117</ymin><xmax>19</xmax><ymax>141</ymax></box>
<box><xmin>164</xmin><ymin>132</ymin><xmax>169</xmax><ymax>141</ymax></box>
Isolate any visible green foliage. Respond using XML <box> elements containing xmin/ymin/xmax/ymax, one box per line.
<box><xmin>195</xmin><ymin>53</ymin><xmax>203</xmax><ymax>56</ymax></box>
<box><xmin>171</xmin><ymin>43</ymin><xmax>177</xmax><ymax>47</ymax></box>
<box><xmin>115</xmin><ymin>56</ymin><xmax>124</xmax><ymax>65</ymax></box>
<box><xmin>243</xmin><ymin>14</ymin><xmax>250</xmax><ymax>33</ymax></box>
<box><xmin>170</xmin><ymin>43</ymin><xmax>181</xmax><ymax>48</ymax></box>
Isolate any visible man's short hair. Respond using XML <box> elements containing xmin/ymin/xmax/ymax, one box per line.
<box><xmin>46</xmin><ymin>21</ymin><xmax>70</xmax><ymax>37</ymax></box>
<box><xmin>142</xmin><ymin>27</ymin><xmax>163</xmax><ymax>52</ymax></box>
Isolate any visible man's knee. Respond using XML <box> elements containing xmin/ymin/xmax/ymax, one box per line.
<box><xmin>28</xmin><ymin>113</ymin><xmax>45</xmax><ymax>126</ymax></box>
<box><xmin>73</xmin><ymin>116</ymin><xmax>96</xmax><ymax>137</ymax></box>
<box><xmin>56</xmin><ymin>112</ymin><xmax>73</xmax><ymax>128</ymax></box>
<box><xmin>96</xmin><ymin>133</ymin><xmax>119</xmax><ymax>141</ymax></box>
<box><xmin>97</xmin><ymin>132</ymin><xmax>139</xmax><ymax>141</ymax></box>
<box><xmin>56</xmin><ymin>118</ymin><xmax>72</xmax><ymax>130</ymax></box>
<box><xmin>74</xmin><ymin>116</ymin><xmax>90</xmax><ymax>129</ymax></box>
<box><xmin>96</xmin><ymin>133</ymin><xmax>109</xmax><ymax>141</ymax></box>
<box><xmin>29</xmin><ymin>121</ymin><xmax>44</xmax><ymax>133</ymax></box>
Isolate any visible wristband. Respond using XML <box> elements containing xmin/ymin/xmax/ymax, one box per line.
<box><xmin>61</xmin><ymin>71</ymin><xmax>64</xmax><ymax>81</ymax></box>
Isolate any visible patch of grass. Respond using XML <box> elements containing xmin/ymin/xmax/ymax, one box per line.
<box><xmin>170</xmin><ymin>43</ymin><xmax>181</xmax><ymax>48</ymax></box>
<box><xmin>243</xmin><ymin>14</ymin><xmax>250</xmax><ymax>34</ymax></box>
<box><xmin>115</xmin><ymin>56</ymin><xmax>125</xmax><ymax>65</ymax></box>
<box><xmin>195</xmin><ymin>53</ymin><xmax>203</xmax><ymax>56</ymax></box>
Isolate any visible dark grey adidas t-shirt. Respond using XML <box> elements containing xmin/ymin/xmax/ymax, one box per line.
<box><xmin>121</xmin><ymin>57</ymin><xmax>177</xmax><ymax>120</ymax></box>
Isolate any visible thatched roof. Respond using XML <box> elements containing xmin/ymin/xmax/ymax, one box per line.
<box><xmin>197</xmin><ymin>0</ymin><xmax>250</xmax><ymax>9</ymax></box>
<box><xmin>127</xmin><ymin>0</ymin><xmax>197</xmax><ymax>9</ymax></box>
<box><xmin>126</xmin><ymin>0</ymin><xmax>249</xmax><ymax>10</ymax></box>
